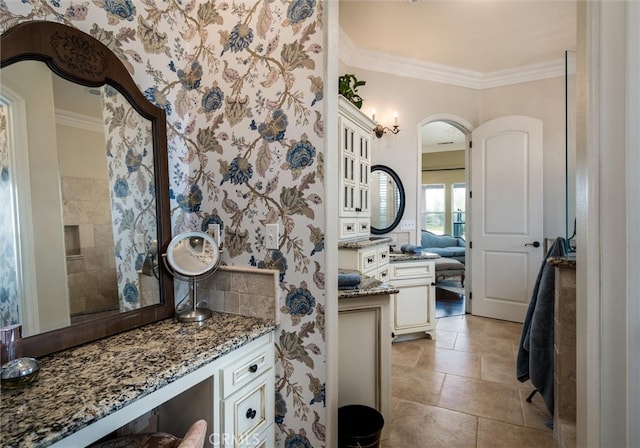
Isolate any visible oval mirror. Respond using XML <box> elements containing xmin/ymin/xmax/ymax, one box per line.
<box><xmin>370</xmin><ymin>165</ymin><xmax>405</xmax><ymax>234</ymax></box>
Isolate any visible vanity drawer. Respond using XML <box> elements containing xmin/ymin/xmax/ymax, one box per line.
<box><xmin>221</xmin><ymin>340</ymin><xmax>274</xmax><ymax>398</ymax></box>
<box><xmin>390</xmin><ymin>260</ymin><xmax>434</xmax><ymax>280</ymax></box>
<box><xmin>378</xmin><ymin>266</ymin><xmax>389</xmax><ymax>283</ymax></box>
<box><xmin>339</xmin><ymin>218</ymin><xmax>358</xmax><ymax>239</ymax></box>
<box><xmin>377</xmin><ymin>246</ymin><xmax>390</xmax><ymax>266</ymax></box>
<box><xmin>360</xmin><ymin>248</ymin><xmax>378</xmax><ymax>271</ymax></box>
<box><xmin>221</xmin><ymin>369</ymin><xmax>275</xmax><ymax>447</ymax></box>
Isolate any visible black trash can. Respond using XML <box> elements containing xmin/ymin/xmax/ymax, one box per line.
<box><xmin>338</xmin><ymin>405</ymin><xmax>384</xmax><ymax>448</ymax></box>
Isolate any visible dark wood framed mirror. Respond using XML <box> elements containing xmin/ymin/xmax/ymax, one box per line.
<box><xmin>0</xmin><ymin>21</ymin><xmax>173</xmax><ymax>358</ymax></box>
<box><xmin>370</xmin><ymin>164</ymin><xmax>405</xmax><ymax>234</ymax></box>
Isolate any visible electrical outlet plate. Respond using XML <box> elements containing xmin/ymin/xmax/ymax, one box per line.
<box><xmin>266</xmin><ymin>223</ymin><xmax>279</xmax><ymax>249</ymax></box>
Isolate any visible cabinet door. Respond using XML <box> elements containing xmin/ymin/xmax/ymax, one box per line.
<box><xmin>339</xmin><ymin>306</ymin><xmax>385</xmax><ymax>410</ymax></box>
<box><xmin>357</xmin><ymin>130</ymin><xmax>370</xmax><ymax>217</ymax></box>
<box><xmin>339</xmin><ymin>116</ymin><xmax>358</xmax><ymax>217</ymax></box>
<box><xmin>221</xmin><ymin>369</ymin><xmax>274</xmax><ymax>447</ymax></box>
<box><xmin>393</xmin><ymin>280</ymin><xmax>435</xmax><ymax>334</ymax></box>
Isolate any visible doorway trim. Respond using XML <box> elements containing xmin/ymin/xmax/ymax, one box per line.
<box><xmin>417</xmin><ymin>114</ymin><xmax>473</xmax><ymax>311</ymax></box>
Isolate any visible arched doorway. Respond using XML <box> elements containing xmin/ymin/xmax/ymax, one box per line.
<box><xmin>418</xmin><ymin>115</ymin><xmax>472</xmax><ymax>316</ymax></box>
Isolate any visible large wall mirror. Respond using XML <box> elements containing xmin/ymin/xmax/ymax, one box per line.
<box><xmin>0</xmin><ymin>21</ymin><xmax>173</xmax><ymax>357</ymax></box>
<box><xmin>370</xmin><ymin>165</ymin><xmax>405</xmax><ymax>234</ymax></box>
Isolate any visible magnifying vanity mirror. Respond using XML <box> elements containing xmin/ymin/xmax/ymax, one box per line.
<box><xmin>370</xmin><ymin>165</ymin><xmax>406</xmax><ymax>234</ymax></box>
<box><xmin>164</xmin><ymin>231</ymin><xmax>220</xmax><ymax>322</ymax></box>
<box><xmin>0</xmin><ymin>21</ymin><xmax>173</xmax><ymax>357</ymax></box>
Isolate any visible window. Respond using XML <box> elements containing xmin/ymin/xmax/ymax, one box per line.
<box><xmin>451</xmin><ymin>183</ymin><xmax>466</xmax><ymax>238</ymax></box>
<box><xmin>421</xmin><ymin>184</ymin><xmax>445</xmax><ymax>234</ymax></box>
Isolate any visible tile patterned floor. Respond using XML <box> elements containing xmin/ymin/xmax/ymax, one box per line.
<box><xmin>383</xmin><ymin>314</ymin><xmax>553</xmax><ymax>448</ymax></box>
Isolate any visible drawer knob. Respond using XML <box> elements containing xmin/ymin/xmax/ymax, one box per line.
<box><xmin>246</xmin><ymin>408</ymin><xmax>257</xmax><ymax>419</ymax></box>
<box><xmin>249</xmin><ymin>363</ymin><xmax>258</xmax><ymax>373</ymax></box>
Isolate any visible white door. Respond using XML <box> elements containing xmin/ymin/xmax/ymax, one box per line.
<box><xmin>470</xmin><ymin>116</ymin><xmax>543</xmax><ymax>322</ymax></box>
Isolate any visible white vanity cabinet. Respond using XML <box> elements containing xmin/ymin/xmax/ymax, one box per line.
<box><xmin>338</xmin><ymin>96</ymin><xmax>376</xmax><ymax>240</ymax></box>
<box><xmin>338</xmin><ymin>293</ymin><xmax>391</xmax><ymax>440</ymax></box>
<box><xmin>339</xmin><ymin>243</ymin><xmax>390</xmax><ymax>282</ymax></box>
<box><xmin>218</xmin><ymin>334</ymin><xmax>275</xmax><ymax>447</ymax></box>
<box><xmin>389</xmin><ymin>259</ymin><xmax>436</xmax><ymax>339</ymax></box>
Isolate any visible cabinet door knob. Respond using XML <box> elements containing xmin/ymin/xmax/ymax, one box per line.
<box><xmin>431</xmin><ymin>282</ymin><xmax>436</xmax><ymax>286</ymax></box>
<box><xmin>249</xmin><ymin>363</ymin><xmax>258</xmax><ymax>373</ymax></box>
<box><xmin>246</xmin><ymin>408</ymin><xmax>257</xmax><ymax>419</ymax></box>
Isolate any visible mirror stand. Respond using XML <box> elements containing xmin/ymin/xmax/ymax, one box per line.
<box><xmin>175</xmin><ymin>277</ymin><xmax>213</xmax><ymax>323</ymax></box>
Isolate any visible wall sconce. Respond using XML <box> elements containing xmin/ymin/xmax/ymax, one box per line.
<box><xmin>372</xmin><ymin>110</ymin><xmax>400</xmax><ymax>138</ymax></box>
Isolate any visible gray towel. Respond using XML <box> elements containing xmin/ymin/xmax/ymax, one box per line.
<box><xmin>516</xmin><ymin>236</ymin><xmax>566</xmax><ymax>417</ymax></box>
<box><xmin>338</xmin><ymin>273</ymin><xmax>361</xmax><ymax>288</ymax></box>
<box><xmin>400</xmin><ymin>244</ymin><xmax>423</xmax><ymax>254</ymax></box>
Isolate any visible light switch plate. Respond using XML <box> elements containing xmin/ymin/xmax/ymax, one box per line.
<box><xmin>400</xmin><ymin>220</ymin><xmax>416</xmax><ymax>230</ymax></box>
<box><xmin>266</xmin><ymin>223</ymin><xmax>279</xmax><ymax>249</ymax></box>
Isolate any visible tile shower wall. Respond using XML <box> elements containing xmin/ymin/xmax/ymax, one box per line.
<box><xmin>61</xmin><ymin>176</ymin><xmax>119</xmax><ymax>318</ymax></box>
<box><xmin>1</xmin><ymin>2</ymin><xmax>327</xmax><ymax>447</ymax></box>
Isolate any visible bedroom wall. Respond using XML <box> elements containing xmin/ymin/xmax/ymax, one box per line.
<box><xmin>339</xmin><ymin>63</ymin><xmax>567</xmax><ymax>243</ymax></box>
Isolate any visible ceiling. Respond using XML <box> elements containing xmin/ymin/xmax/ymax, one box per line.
<box><xmin>339</xmin><ymin>0</ymin><xmax>577</xmax><ymax>74</ymax></box>
<box><xmin>339</xmin><ymin>0</ymin><xmax>577</xmax><ymax>153</ymax></box>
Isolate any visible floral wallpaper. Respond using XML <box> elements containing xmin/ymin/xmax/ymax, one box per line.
<box><xmin>1</xmin><ymin>1</ymin><xmax>327</xmax><ymax>446</ymax></box>
<box><xmin>0</xmin><ymin>103</ymin><xmax>20</xmax><ymax>328</ymax></box>
<box><xmin>102</xmin><ymin>85</ymin><xmax>159</xmax><ymax>312</ymax></box>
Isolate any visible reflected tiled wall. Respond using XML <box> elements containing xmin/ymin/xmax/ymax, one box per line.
<box><xmin>62</xmin><ymin>176</ymin><xmax>119</xmax><ymax>316</ymax></box>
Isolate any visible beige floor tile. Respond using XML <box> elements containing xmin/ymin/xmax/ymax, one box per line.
<box><xmin>481</xmin><ymin>352</ymin><xmax>522</xmax><ymax>386</ymax></box>
<box><xmin>482</xmin><ymin>318</ymin><xmax>523</xmax><ymax>341</ymax></box>
<box><xmin>519</xmin><ymin>388</ymin><xmax>553</xmax><ymax>431</ymax></box>
<box><xmin>434</xmin><ymin>328</ymin><xmax>458</xmax><ymax>349</ymax></box>
<box><xmin>417</xmin><ymin>347</ymin><xmax>482</xmax><ymax>379</ymax></box>
<box><xmin>389</xmin><ymin>315</ymin><xmax>555</xmax><ymax>447</ymax></box>
<box><xmin>454</xmin><ymin>332</ymin><xmax>515</xmax><ymax>358</ymax></box>
<box><xmin>391</xmin><ymin>364</ymin><xmax>445</xmax><ymax>406</ymax></box>
<box><xmin>383</xmin><ymin>398</ymin><xmax>478</xmax><ymax>448</ymax></box>
<box><xmin>438</xmin><ymin>374</ymin><xmax>524</xmax><ymax>426</ymax></box>
<box><xmin>391</xmin><ymin>338</ymin><xmax>427</xmax><ymax>367</ymax></box>
<box><xmin>476</xmin><ymin>418</ymin><xmax>553</xmax><ymax>448</ymax></box>
<box><xmin>436</xmin><ymin>315</ymin><xmax>487</xmax><ymax>335</ymax></box>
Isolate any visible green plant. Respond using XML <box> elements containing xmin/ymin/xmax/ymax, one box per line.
<box><xmin>338</xmin><ymin>74</ymin><xmax>366</xmax><ymax>109</ymax></box>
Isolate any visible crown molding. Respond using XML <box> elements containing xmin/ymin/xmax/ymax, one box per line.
<box><xmin>56</xmin><ymin>108</ymin><xmax>104</xmax><ymax>133</ymax></box>
<box><xmin>339</xmin><ymin>28</ymin><xmax>564</xmax><ymax>89</ymax></box>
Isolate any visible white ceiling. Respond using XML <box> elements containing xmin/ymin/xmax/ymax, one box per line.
<box><xmin>339</xmin><ymin>0</ymin><xmax>577</xmax><ymax>153</ymax></box>
<box><xmin>339</xmin><ymin>0</ymin><xmax>577</xmax><ymax>74</ymax></box>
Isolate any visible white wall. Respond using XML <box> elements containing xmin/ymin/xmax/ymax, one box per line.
<box><xmin>339</xmin><ymin>63</ymin><xmax>567</xmax><ymax>243</ymax></box>
<box><xmin>2</xmin><ymin>61</ymin><xmax>70</xmax><ymax>333</ymax></box>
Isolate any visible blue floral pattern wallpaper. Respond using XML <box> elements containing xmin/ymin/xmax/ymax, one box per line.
<box><xmin>102</xmin><ymin>86</ymin><xmax>159</xmax><ymax>311</ymax></box>
<box><xmin>0</xmin><ymin>104</ymin><xmax>20</xmax><ymax>328</ymax></box>
<box><xmin>1</xmin><ymin>1</ymin><xmax>327</xmax><ymax>446</ymax></box>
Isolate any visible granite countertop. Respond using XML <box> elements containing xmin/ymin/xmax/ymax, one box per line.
<box><xmin>338</xmin><ymin>269</ymin><xmax>399</xmax><ymax>299</ymax></box>
<box><xmin>338</xmin><ymin>236</ymin><xmax>393</xmax><ymax>249</ymax></box>
<box><xmin>389</xmin><ymin>251</ymin><xmax>440</xmax><ymax>262</ymax></box>
<box><xmin>548</xmin><ymin>256</ymin><xmax>577</xmax><ymax>268</ymax></box>
<box><xmin>0</xmin><ymin>313</ymin><xmax>276</xmax><ymax>447</ymax></box>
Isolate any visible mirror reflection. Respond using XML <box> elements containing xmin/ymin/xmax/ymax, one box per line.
<box><xmin>166</xmin><ymin>232</ymin><xmax>220</xmax><ymax>278</ymax></box>
<box><xmin>0</xmin><ymin>60</ymin><xmax>160</xmax><ymax>338</ymax></box>
<box><xmin>370</xmin><ymin>165</ymin><xmax>405</xmax><ymax>234</ymax></box>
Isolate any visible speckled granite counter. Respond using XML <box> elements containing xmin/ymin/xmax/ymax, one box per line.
<box><xmin>547</xmin><ymin>256</ymin><xmax>577</xmax><ymax>268</ymax></box>
<box><xmin>338</xmin><ymin>269</ymin><xmax>399</xmax><ymax>299</ymax></box>
<box><xmin>338</xmin><ymin>236</ymin><xmax>393</xmax><ymax>249</ymax></box>
<box><xmin>389</xmin><ymin>251</ymin><xmax>440</xmax><ymax>262</ymax></box>
<box><xmin>0</xmin><ymin>313</ymin><xmax>275</xmax><ymax>447</ymax></box>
